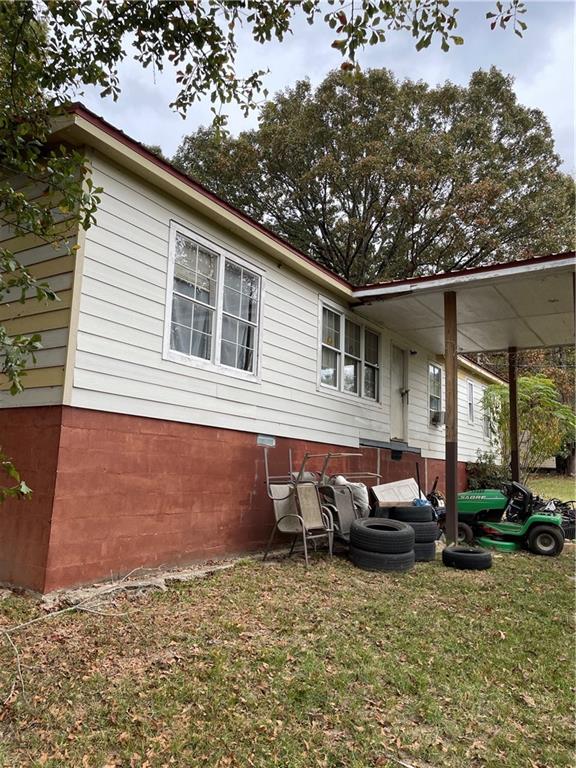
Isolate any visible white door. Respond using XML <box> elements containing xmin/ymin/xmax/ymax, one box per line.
<box><xmin>390</xmin><ymin>345</ymin><xmax>408</xmax><ymax>441</ymax></box>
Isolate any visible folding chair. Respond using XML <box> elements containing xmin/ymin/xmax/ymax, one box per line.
<box><xmin>263</xmin><ymin>482</ymin><xmax>333</xmax><ymax>566</ymax></box>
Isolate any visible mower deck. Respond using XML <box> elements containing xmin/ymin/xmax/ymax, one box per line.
<box><xmin>476</xmin><ymin>536</ymin><xmax>520</xmax><ymax>552</ymax></box>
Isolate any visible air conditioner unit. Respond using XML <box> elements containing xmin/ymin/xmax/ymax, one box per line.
<box><xmin>430</xmin><ymin>410</ymin><xmax>445</xmax><ymax>426</ymax></box>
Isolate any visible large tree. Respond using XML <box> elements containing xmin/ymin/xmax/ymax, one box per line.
<box><xmin>173</xmin><ymin>67</ymin><xmax>575</xmax><ymax>283</ymax></box>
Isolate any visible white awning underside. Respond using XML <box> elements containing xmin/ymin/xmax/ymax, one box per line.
<box><xmin>353</xmin><ymin>256</ymin><xmax>575</xmax><ymax>354</ymax></box>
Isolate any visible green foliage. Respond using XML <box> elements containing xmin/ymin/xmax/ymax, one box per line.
<box><xmin>6</xmin><ymin>2</ymin><xmax>521</xmax><ymax>131</ymax></box>
<box><xmin>0</xmin><ymin>4</ymin><xmax>101</xmax><ymax>400</ymax></box>
<box><xmin>173</xmin><ymin>67</ymin><xmax>574</xmax><ymax>283</ymax></box>
<box><xmin>0</xmin><ymin>450</ymin><xmax>32</xmax><ymax>502</ymax></box>
<box><xmin>143</xmin><ymin>144</ymin><xmax>166</xmax><ymax>161</ymax></box>
<box><xmin>484</xmin><ymin>376</ymin><xmax>576</xmax><ymax>483</ymax></box>
<box><xmin>466</xmin><ymin>449</ymin><xmax>510</xmax><ymax>490</ymax></box>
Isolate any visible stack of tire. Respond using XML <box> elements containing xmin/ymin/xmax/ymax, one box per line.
<box><xmin>349</xmin><ymin>518</ymin><xmax>415</xmax><ymax>572</ymax></box>
<box><xmin>387</xmin><ymin>504</ymin><xmax>438</xmax><ymax>562</ymax></box>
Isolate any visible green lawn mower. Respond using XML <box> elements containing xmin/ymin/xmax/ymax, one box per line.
<box><xmin>430</xmin><ymin>480</ymin><xmax>565</xmax><ymax>556</ymax></box>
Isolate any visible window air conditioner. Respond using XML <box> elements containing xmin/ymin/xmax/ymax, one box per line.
<box><xmin>430</xmin><ymin>410</ymin><xmax>445</xmax><ymax>426</ymax></box>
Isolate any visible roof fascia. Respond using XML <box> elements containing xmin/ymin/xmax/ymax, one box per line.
<box><xmin>353</xmin><ymin>255</ymin><xmax>575</xmax><ymax>301</ymax></box>
<box><xmin>456</xmin><ymin>356</ymin><xmax>506</xmax><ymax>385</ymax></box>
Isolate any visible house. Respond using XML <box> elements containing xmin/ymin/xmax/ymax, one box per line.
<box><xmin>0</xmin><ymin>105</ymin><xmax>572</xmax><ymax>593</ymax></box>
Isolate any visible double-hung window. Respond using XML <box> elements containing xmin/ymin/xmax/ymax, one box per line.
<box><xmin>364</xmin><ymin>330</ymin><xmax>380</xmax><ymax>400</ymax></box>
<box><xmin>321</xmin><ymin>307</ymin><xmax>341</xmax><ymax>389</ymax></box>
<box><xmin>344</xmin><ymin>319</ymin><xmax>361</xmax><ymax>394</ymax></box>
<box><xmin>320</xmin><ymin>304</ymin><xmax>380</xmax><ymax>400</ymax></box>
<box><xmin>428</xmin><ymin>363</ymin><xmax>442</xmax><ymax>423</ymax></box>
<box><xmin>221</xmin><ymin>261</ymin><xmax>260</xmax><ymax>372</ymax></box>
<box><xmin>167</xmin><ymin>227</ymin><xmax>262</xmax><ymax>375</ymax></box>
<box><xmin>171</xmin><ymin>234</ymin><xmax>218</xmax><ymax>361</ymax></box>
<box><xmin>467</xmin><ymin>380</ymin><xmax>475</xmax><ymax>423</ymax></box>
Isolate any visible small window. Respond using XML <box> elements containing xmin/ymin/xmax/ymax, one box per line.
<box><xmin>167</xmin><ymin>228</ymin><xmax>261</xmax><ymax>374</ymax></box>
<box><xmin>320</xmin><ymin>304</ymin><xmax>380</xmax><ymax>400</ymax></box>
<box><xmin>428</xmin><ymin>363</ymin><xmax>442</xmax><ymax>423</ymax></box>
<box><xmin>467</xmin><ymin>381</ymin><xmax>475</xmax><ymax>423</ymax></box>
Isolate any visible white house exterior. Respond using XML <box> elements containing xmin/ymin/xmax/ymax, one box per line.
<box><xmin>0</xmin><ymin>106</ymin><xmax>501</xmax><ymax>592</ymax></box>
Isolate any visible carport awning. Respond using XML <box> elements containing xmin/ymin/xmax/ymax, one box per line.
<box><xmin>353</xmin><ymin>252</ymin><xmax>575</xmax><ymax>354</ymax></box>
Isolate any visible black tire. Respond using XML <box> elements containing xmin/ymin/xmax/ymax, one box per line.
<box><xmin>527</xmin><ymin>525</ymin><xmax>564</xmax><ymax>557</ymax></box>
<box><xmin>406</xmin><ymin>521</ymin><xmax>439</xmax><ymax>543</ymax></box>
<box><xmin>442</xmin><ymin>545</ymin><xmax>492</xmax><ymax>570</ymax></box>
<box><xmin>350</xmin><ymin>518</ymin><xmax>414</xmax><ymax>554</ymax></box>
<box><xmin>349</xmin><ymin>546</ymin><xmax>415</xmax><ymax>572</ymax></box>
<box><xmin>562</xmin><ymin>524</ymin><xmax>575</xmax><ymax>541</ymax></box>
<box><xmin>389</xmin><ymin>505</ymin><xmax>434</xmax><ymax>523</ymax></box>
<box><xmin>414</xmin><ymin>541</ymin><xmax>436</xmax><ymax>562</ymax></box>
<box><xmin>369</xmin><ymin>507</ymin><xmax>389</xmax><ymax>518</ymax></box>
<box><xmin>458</xmin><ymin>522</ymin><xmax>475</xmax><ymax>545</ymax></box>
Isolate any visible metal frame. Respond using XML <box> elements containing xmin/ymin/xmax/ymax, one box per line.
<box><xmin>263</xmin><ymin>448</ymin><xmax>334</xmax><ymax>566</ymax></box>
<box><xmin>263</xmin><ymin>448</ymin><xmax>383</xmax><ymax>559</ymax></box>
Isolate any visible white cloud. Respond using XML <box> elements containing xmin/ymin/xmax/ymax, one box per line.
<box><xmin>81</xmin><ymin>1</ymin><xmax>574</xmax><ymax>170</ymax></box>
<box><xmin>514</xmin><ymin>23</ymin><xmax>575</xmax><ymax>172</ymax></box>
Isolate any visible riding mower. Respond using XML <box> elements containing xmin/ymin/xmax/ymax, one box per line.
<box><xmin>429</xmin><ymin>480</ymin><xmax>565</xmax><ymax>556</ymax></box>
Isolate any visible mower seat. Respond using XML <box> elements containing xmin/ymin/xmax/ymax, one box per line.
<box><xmin>505</xmin><ymin>481</ymin><xmax>533</xmax><ymax>521</ymax></box>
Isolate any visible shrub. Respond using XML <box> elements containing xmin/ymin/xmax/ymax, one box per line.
<box><xmin>466</xmin><ymin>450</ymin><xmax>510</xmax><ymax>490</ymax></box>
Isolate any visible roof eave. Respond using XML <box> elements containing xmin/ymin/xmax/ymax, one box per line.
<box><xmin>50</xmin><ymin>109</ymin><xmax>353</xmax><ymax>301</ymax></box>
<box><xmin>353</xmin><ymin>253</ymin><xmax>575</xmax><ymax>301</ymax></box>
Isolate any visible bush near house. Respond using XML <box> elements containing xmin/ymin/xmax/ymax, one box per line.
<box><xmin>466</xmin><ymin>450</ymin><xmax>510</xmax><ymax>490</ymax></box>
<box><xmin>483</xmin><ymin>376</ymin><xmax>576</xmax><ymax>484</ymax></box>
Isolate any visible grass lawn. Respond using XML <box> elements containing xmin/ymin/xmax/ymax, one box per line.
<box><xmin>1</xmin><ymin>550</ymin><xmax>574</xmax><ymax>768</ymax></box>
<box><xmin>529</xmin><ymin>474</ymin><xmax>575</xmax><ymax>503</ymax></box>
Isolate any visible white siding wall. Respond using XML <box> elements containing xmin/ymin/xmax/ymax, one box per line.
<box><xmin>70</xmin><ymin>152</ymin><xmax>493</xmax><ymax>460</ymax></box>
<box><xmin>457</xmin><ymin>376</ymin><xmax>493</xmax><ymax>463</ymax></box>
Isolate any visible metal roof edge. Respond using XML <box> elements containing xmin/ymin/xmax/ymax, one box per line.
<box><xmin>353</xmin><ymin>252</ymin><xmax>576</xmax><ymax>300</ymax></box>
<box><xmin>456</xmin><ymin>355</ymin><xmax>507</xmax><ymax>385</ymax></box>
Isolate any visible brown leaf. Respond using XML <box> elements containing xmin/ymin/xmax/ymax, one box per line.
<box><xmin>521</xmin><ymin>692</ymin><xmax>536</xmax><ymax>708</ymax></box>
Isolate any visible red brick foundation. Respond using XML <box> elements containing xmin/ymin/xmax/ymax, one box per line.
<box><xmin>0</xmin><ymin>406</ymin><xmax>467</xmax><ymax>592</ymax></box>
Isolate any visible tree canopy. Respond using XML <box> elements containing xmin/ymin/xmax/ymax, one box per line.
<box><xmin>173</xmin><ymin>67</ymin><xmax>575</xmax><ymax>284</ymax></box>
<box><xmin>474</xmin><ymin>347</ymin><xmax>576</xmax><ymax>475</ymax></box>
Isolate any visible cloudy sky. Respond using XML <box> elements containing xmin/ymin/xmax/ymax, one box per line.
<box><xmin>82</xmin><ymin>0</ymin><xmax>575</xmax><ymax>173</ymax></box>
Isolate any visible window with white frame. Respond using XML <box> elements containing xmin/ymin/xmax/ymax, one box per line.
<box><xmin>428</xmin><ymin>363</ymin><xmax>442</xmax><ymax>423</ymax></box>
<box><xmin>320</xmin><ymin>305</ymin><xmax>380</xmax><ymax>399</ymax></box>
<box><xmin>467</xmin><ymin>380</ymin><xmax>475</xmax><ymax>422</ymax></box>
<box><xmin>168</xmin><ymin>228</ymin><xmax>261</xmax><ymax>374</ymax></box>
